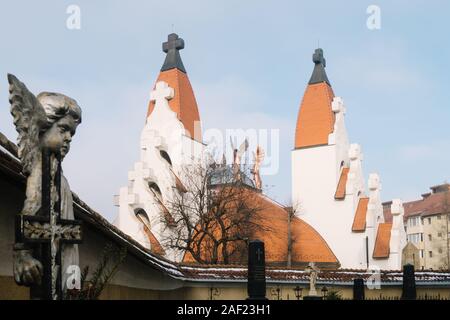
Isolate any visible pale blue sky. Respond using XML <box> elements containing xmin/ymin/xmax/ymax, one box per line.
<box><xmin>0</xmin><ymin>1</ymin><xmax>449</xmax><ymax>221</ymax></box>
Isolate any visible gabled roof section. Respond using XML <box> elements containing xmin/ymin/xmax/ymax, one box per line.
<box><xmin>404</xmin><ymin>190</ymin><xmax>449</xmax><ymax>219</ymax></box>
<box><xmin>334</xmin><ymin>167</ymin><xmax>349</xmax><ymax>200</ymax></box>
<box><xmin>352</xmin><ymin>197</ymin><xmax>369</xmax><ymax>232</ymax></box>
<box><xmin>294</xmin><ymin>48</ymin><xmax>335</xmax><ymax>149</ymax></box>
<box><xmin>373</xmin><ymin>223</ymin><xmax>392</xmax><ymax>259</ymax></box>
<box><xmin>147</xmin><ymin>33</ymin><xmax>202</xmax><ymax>142</ymax></box>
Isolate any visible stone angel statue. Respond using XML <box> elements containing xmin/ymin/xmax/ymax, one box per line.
<box><xmin>8</xmin><ymin>74</ymin><xmax>82</xmax><ymax>291</ymax></box>
<box><xmin>230</xmin><ymin>137</ymin><xmax>249</xmax><ymax>181</ymax></box>
<box><xmin>305</xmin><ymin>262</ymin><xmax>319</xmax><ymax>296</ymax></box>
<box><xmin>251</xmin><ymin>146</ymin><xmax>265</xmax><ymax>189</ymax></box>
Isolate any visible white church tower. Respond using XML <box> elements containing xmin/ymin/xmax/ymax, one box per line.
<box><xmin>113</xmin><ymin>34</ymin><xmax>205</xmax><ymax>261</ymax></box>
<box><xmin>291</xmin><ymin>49</ymin><xmax>406</xmax><ymax>270</ymax></box>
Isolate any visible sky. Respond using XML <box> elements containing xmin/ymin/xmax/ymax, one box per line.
<box><xmin>0</xmin><ymin>0</ymin><xmax>449</xmax><ymax>221</ymax></box>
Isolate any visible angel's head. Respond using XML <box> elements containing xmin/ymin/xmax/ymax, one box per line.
<box><xmin>37</xmin><ymin>92</ymin><xmax>82</xmax><ymax>158</ymax></box>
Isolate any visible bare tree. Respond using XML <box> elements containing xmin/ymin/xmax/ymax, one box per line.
<box><xmin>161</xmin><ymin>162</ymin><xmax>268</xmax><ymax>265</ymax></box>
<box><xmin>284</xmin><ymin>201</ymin><xmax>301</xmax><ymax>268</ymax></box>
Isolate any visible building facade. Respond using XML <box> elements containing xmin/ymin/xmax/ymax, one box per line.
<box><xmin>291</xmin><ymin>49</ymin><xmax>406</xmax><ymax>270</ymax></box>
<box><xmin>113</xmin><ymin>34</ymin><xmax>205</xmax><ymax>262</ymax></box>
<box><xmin>112</xmin><ymin>34</ymin><xmax>408</xmax><ymax>270</ymax></box>
<box><xmin>396</xmin><ymin>183</ymin><xmax>450</xmax><ymax>270</ymax></box>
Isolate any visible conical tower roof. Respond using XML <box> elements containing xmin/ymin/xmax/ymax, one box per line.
<box><xmin>147</xmin><ymin>33</ymin><xmax>202</xmax><ymax>142</ymax></box>
<box><xmin>294</xmin><ymin>48</ymin><xmax>335</xmax><ymax>149</ymax></box>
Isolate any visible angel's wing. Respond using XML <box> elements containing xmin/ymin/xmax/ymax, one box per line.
<box><xmin>253</xmin><ymin>146</ymin><xmax>265</xmax><ymax>164</ymax></box>
<box><xmin>237</xmin><ymin>138</ymin><xmax>249</xmax><ymax>156</ymax></box>
<box><xmin>8</xmin><ymin>74</ymin><xmax>47</xmax><ymax>175</ymax></box>
<box><xmin>229</xmin><ymin>136</ymin><xmax>236</xmax><ymax>151</ymax></box>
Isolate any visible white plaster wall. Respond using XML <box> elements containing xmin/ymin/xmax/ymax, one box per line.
<box><xmin>292</xmin><ymin>145</ymin><xmax>366</xmax><ymax>268</ymax></box>
<box><xmin>291</xmin><ymin>95</ymin><xmax>404</xmax><ymax>270</ymax></box>
<box><xmin>114</xmin><ymin>81</ymin><xmax>205</xmax><ymax>262</ymax></box>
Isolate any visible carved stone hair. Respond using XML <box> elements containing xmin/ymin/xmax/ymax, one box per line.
<box><xmin>37</xmin><ymin>92</ymin><xmax>82</xmax><ymax>127</ymax></box>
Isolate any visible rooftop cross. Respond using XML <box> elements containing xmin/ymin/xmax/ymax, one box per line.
<box><xmin>160</xmin><ymin>33</ymin><xmax>187</xmax><ymax>73</ymax></box>
<box><xmin>313</xmin><ymin>48</ymin><xmax>326</xmax><ymax>67</ymax></box>
<box><xmin>163</xmin><ymin>33</ymin><xmax>184</xmax><ymax>53</ymax></box>
<box><xmin>308</xmin><ymin>48</ymin><xmax>331</xmax><ymax>86</ymax></box>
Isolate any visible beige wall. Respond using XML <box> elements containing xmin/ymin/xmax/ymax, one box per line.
<box><xmin>97</xmin><ymin>283</ymin><xmax>450</xmax><ymax>300</ymax></box>
<box><xmin>405</xmin><ymin>213</ymin><xmax>450</xmax><ymax>270</ymax></box>
<box><xmin>423</xmin><ymin>214</ymin><xmax>450</xmax><ymax>270</ymax></box>
<box><xmin>3</xmin><ymin>274</ymin><xmax>450</xmax><ymax>300</ymax></box>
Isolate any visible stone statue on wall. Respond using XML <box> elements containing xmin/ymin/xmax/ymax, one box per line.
<box><xmin>305</xmin><ymin>262</ymin><xmax>319</xmax><ymax>296</ymax></box>
<box><xmin>8</xmin><ymin>74</ymin><xmax>82</xmax><ymax>291</ymax></box>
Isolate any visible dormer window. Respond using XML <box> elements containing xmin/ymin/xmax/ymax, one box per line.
<box><xmin>134</xmin><ymin>208</ymin><xmax>152</xmax><ymax>231</ymax></box>
<box><xmin>149</xmin><ymin>182</ymin><xmax>162</xmax><ymax>200</ymax></box>
<box><xmin>160</xmin><ymin>150</ymin><xmax>172</xmax><ymax>166</ymax></box>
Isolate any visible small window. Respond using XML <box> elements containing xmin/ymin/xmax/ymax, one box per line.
<box><xmin>149</xmin><ymin>182</ymin><xmax>162</xmax><ymax>201</ymax></box>
<box><xmin>420</xmin><ymin>250</ymin><xmax>424</xmax><ymax>259</ymax></box>
<box><xmin>438</xmin><ymin>232</ymin><xmax>442</xmax><ymax>238</ymax></box>
<box><xmin>428</xmin><ymin>218</ymin><xmax>432</xmax><ymax>224</ymax></box>
<box><xmin>135</xmin><ymin>208</ymin><xmax>150</xmax><ymax>221</ymax></box>
<box><xmin>428</xmin><ymin>234</ymin><xmax>432</xmax><ymax>241</ymax></box>
<box><xmin>438</xmin><ymin>248</ymin><xmax>443</xmax><ymax>254</ymax></box>
<box><xmin>420</xmin><ymin>233</ymin><xmax>423</xmax><ymax>242</ymax></box>
<box><xmin>160</xmin><ymin>150</ymin><xmax>172</xmax><ymax>166</ymax></box>
<box><xmin>437</xmin><ymin>215</ymin><xmax>442</xmax><ymax>220</ymax></box>
<box><xmin>429</xmin><ymin>251</ymin><xmax>433</xmax><ymax>258</ymax></box>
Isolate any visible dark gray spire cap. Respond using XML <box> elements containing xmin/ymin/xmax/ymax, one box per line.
<box><xmin>161</xmin><ymin>33</ymin><xmax>187</xmax><ymax>73</ymax></box>
<box><xmin>308</xmin><ymin>48</ymin><xmax>330</xmax><ymax>86</ymax></box>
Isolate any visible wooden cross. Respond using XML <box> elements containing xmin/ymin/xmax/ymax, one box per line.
<box><xmin>15</xmin><ymin>149</ymin><xmax>82</xmax><ymax>300</ymax></box>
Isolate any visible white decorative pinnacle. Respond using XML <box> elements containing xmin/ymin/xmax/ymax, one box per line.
<box><xmin>391</xmin><ymin>199</ymin><xmax>404</xmax><ymax>216</ymax></box>
<box><xmin>150</xmin><ymin>81</ymin><xmax>174</xmax><ymax>104</ymax></box>
<box><xmin>368</xmin><ymin>173</ymin><xmax>381</xmax><ymax>191</ymax></box>
<box><xmin>331</xmin><ymin>96</ymin><xmax>345</xmax><ymax>114</ymax></box>
<box><xmin>348</xmin><ymin>143</ymin><xmax>362</xmax><ymax>161</ymax></box>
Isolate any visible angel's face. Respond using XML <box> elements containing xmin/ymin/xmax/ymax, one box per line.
<box><xmin>41</xmin><ymin>116</ymin><xmax>78</xmax><ymax>158</ymax></box>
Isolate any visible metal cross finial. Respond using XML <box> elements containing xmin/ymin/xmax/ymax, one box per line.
<box><xmin>163</xmin><ymin>33</ymin><xmax>184</xmax><ymax>53</ymax></box>
<box><xmin>313</xmin><ymin>48</ymin><xmax>326</xmax><ymax>67</ymax></box>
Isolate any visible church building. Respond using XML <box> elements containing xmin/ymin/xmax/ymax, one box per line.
<box><xmin>113</xmin><ymin>33</ymin><xmax>407</xmax><ymax>270</ymax></box>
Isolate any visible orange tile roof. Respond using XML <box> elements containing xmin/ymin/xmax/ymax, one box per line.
<box><xmin>183</xmin><ymin>189</ymin><xmax>339</xmax><ymax>267</ymax></box>
<box><xmin>136</xmin><ymin>214</ymin><xmax>166</xmax><ymax>256</ymax></box>
<box><xmin>373</xmin><ymin>223</ymin><xmax>392</xmax><ymax>259</ymax></box>
<box><xmin>334</xmin><ymin>167</ymin><xmax>349</xmax><ymax>200</ymax></box>
<box><xmin>170</xmin><ymin>168</ymin><xmax>188</xmax><ymax>193</ymax></box>
<box><xmin>352</xmin><ymin>197</ymin><xmax>369</xmax><ymax>232</ymax></box>
<box><xmin>147</xmin><ymin>68</ymin><xmax>202</xmax><ymax>142</ymax></box>
<box><xmin>403</xmin><ymin>191</ymin><xmax>449</xmax><ymax>219</ymax></box>
<box><xmin>384</xmin><ymin>188</ymin><xmax>450</xmax><ymax>223</ymax></box>
<box><xmin>294</xmin><ymin>82</ymin><xmax>335</xmax><ymax>148</ymax></box>
<box><xmin>145</xmin><ymin>227</ymin><xmax>166</xmax><ymax>256</ymax></box>
<box><xmin>254</xmin><ymin>197</ymin><xmax>338</xmax><ymax>265</ymax></box>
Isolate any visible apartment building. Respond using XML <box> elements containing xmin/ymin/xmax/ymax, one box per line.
<box><xmin>384</xmin><ymin>183</ymin><xmax>450</xmax><ymax>270</ymax></box>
